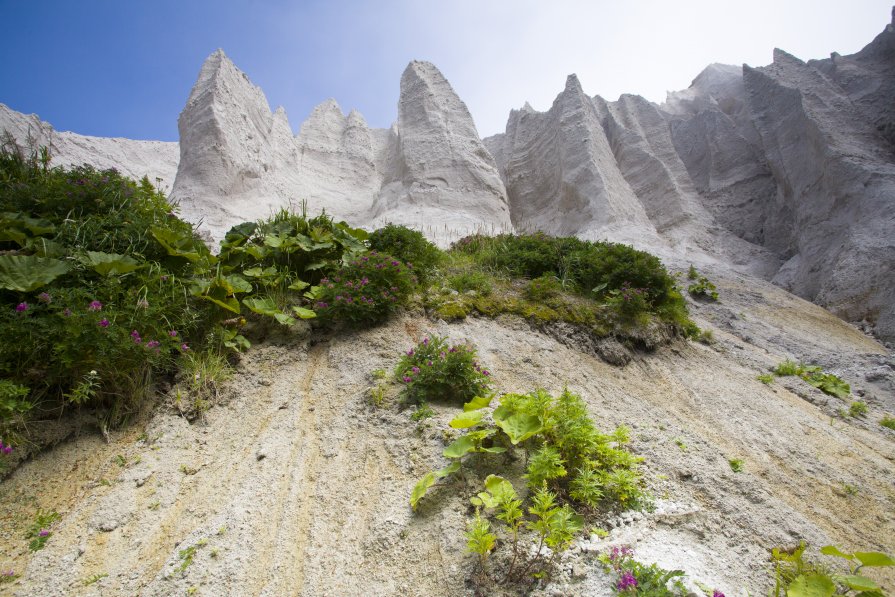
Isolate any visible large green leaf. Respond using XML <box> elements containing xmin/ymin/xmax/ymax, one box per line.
<box><xmin>836</xmin><ymin>575</ymin><xmax>881</xmax><ymax>592</ymax></box>
<box><xmin>443</xmin><ymin>429</ymin><xmax>496</xmax><ymax>458</ymax></box>
<box><xmin>443</xmin><ymin>434</ymin><xmax>476</xmax><ymax>459</ymax></box>
<box><xmin>787</xmin><ymin>574</ymin><xmax>836</xmax><ymax>597</ymax></box>
<box><xmin>449</xmin><ymin>410</ymin><xmax>484</xmax><ymax>429</ymax></box>
<box><xmin>0</xmin><ymin>213</ymin><xmax>55</xmax><ymax>246</ymax></box>
<box><xmin>243</xmin><ymin>297</ymin><xmax>295</xmax><ymax>326</ymax></box>
<box><xmin>151</xmin><ymin>226</ymin><xmax>212</xmax><ymax>263</ymax></box>
<box><xmin>0</xmin><ymin>255</ymin><xmax>70</xmax><ymax>291</ymax></box>
<box><xmin>224</xmin><ymin>275</ymin><xmax>252</xmax><ymax>294</ymax></box>
<box><xmin>820</xmin><ymin>545</ymin><xmax>852</xmax><ymax>560</ymax></box>
<box><xmin>410</xmin><ymin>461</ymin><xmax>460</xmax><ymax>511</ymax></box>
<box><xmin>191</xmin><ymin>277</ymin><xmax>241</xmax><ymax>314</ymax></box>
<box><xmin>493</xmin><ymin>411</ymin><xmax>542</xmax><ymax>445</ymax></box>
<box><xmin>291</xmin><ymin>306</ymin><xmax>317</xmax><ymax>320</ymax></box>
<box><xmin>471</xmin><ymin>474</ymin><xmax>517</xmax><ymax>508</ymax></box>
<box><xmin>81</xmin><ymin>251</ymin><xmax>142</xmax><ymax>276</ymax></box>
<box><xmin>463</xmin><ymin>395</ymin><xmax>493</xmax><ymax>411</ymax></box>
<box><xmin>854</xmin><ymin>552</ymin><xmax>895</xmax><ymax>567</ymax></box>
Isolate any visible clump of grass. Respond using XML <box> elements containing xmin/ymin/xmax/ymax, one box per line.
<box><xmin>848</xmin><ymin>401</ymin><xmax>868</xmax><ymax>418</ymax></box>
<box><xmin>881</xmin><ymin>415</ymin><xmax>895</xmax><ymax>430</ymax></box>
<box><xmin>729</xmin><ymin>458</ymin><xmax>744</xmax><ymax>473</ymax></box>
<box><xmin>757</xmin><ymin>373</ymin><xmax>775</xmax><ymax>385</ymax></box>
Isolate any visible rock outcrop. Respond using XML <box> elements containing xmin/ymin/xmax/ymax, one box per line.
<box><xmin>0</xmin><ymin>103</ymin><xmax>178</xmax><ymax>190</ymax></box>
<box><xmin>371</xmin><ymin>61</ymin><xmax>512</xmax><ymax>238</ymax></box>
<box><xmin>3</xmin><ymin>12</ymin><xmax>894</xmax><ymax>339</ymax></box>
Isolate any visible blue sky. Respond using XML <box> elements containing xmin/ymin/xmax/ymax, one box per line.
<box><xmin>1</xmin><ymin>0</ymin><xmax>892</xmax><ymax>141</ymax></box>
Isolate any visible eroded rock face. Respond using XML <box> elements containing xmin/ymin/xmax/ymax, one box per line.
<box><xmin>171</xmin><ymin>54</ymin><xmax>509</xmax><ymax>244</ymax></box>
<box><xmin>743</xmin><ymin>48</ymin><xmax>895</xmax><ymax>339</ymax></box>
<box><xmin>4</xmin><ymin>12</ymin><xmax>894</xmax><ymax>339</ymax></box>
<box><xmin>484</xmin><ymin>75</ymin><xmax>657</xmax><ymax>246</ymax></box>
<box><xmin>372</xmin><ymin>61</ymin><xmax>512</xmax><ymax>238</ymax></box>
<box><xmin>0</xmin><ymin>103</ymin><xmax>178</xmax><ymax>189</ymax></box>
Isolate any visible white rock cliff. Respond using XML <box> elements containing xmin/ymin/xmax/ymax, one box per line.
<box><xmin>2</xmin><ymin>12</ymin><xmax>893</xmax><ymax>340</ymax></box>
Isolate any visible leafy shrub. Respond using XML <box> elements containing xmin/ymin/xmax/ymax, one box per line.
<box><xmin>881</xmin><ymin>415</ymin><xmax>895</xmax><ymax>430</ymax></box>
<box><xmin>314</xmin><ymin>251</ymin><xmax>415</xmax><ymax>326</ymax></box>
<box><xmin>688</xmin><ymin>275</ymin><xmax>719</xmax><ymax>302</ymax></box>
<box><xmin>395</xmin><ymin>335</ymin><xmax>491</xmax><ymax>404</ymax></box>
<box><xmin>493</xmin><ymin>388</ymin><xmax>644</xmax><ymax>509</ymax></box>
<box><xmin>0</xmin><ymin>379</ymin><xmax>31</xmax><ymax>426</ymax></box>
<box><xmin>729</xmin><ymin>458</ymin><xmax>744</xmax><ymax>473</ymax></box>
<box><xmin>0</xmin><ymin>142</ymin><xmax>215</xmax><ymax>422</ymax></box>
<box><xmin>368</xmin><ymin>223</ymin><xmax>442</xmax><ymax>284</ymax></box>
<box><xmin>757</xmin><ymin>374</ymin><xmax>775</xmax><ymax>385</ymax></box>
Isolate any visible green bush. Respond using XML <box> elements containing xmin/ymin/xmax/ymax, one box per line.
<box><xmin>0</xmin><ymin>142</ymin><xmax>215</xmax><ymax>422</ymax></box>
<box><xmin>368</xmin><ymin>224</ymin><xmax>441</xmax><ymax>284</ymax></box>
<box><xmin>496</xmin><ymin>388</ymin><xmax>644</xmax><ymax>508</ymax></box>
<box><xmin>452</xmin><ymin>232</ymin><xmax>684</xmax><ymax>320</ymax></box>
<box><xmin>601</xmin><ymin>545</ymin><xmax>686</xmax><ymax>596</ymax></box>
<box><xmin>313</xmin><ymin>251</ymin><xmax>415</xmax><ymax>327</ymax></box>
<box><xmin>395</xmin><ymin>335</ymin><xmax>491</xmax><ymax>404</ymax></box>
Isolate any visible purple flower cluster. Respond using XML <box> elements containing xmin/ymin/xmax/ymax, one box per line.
<box><xmin>37</xmin><ymin>293</ymin><xmax>51</xmax><ymax>304</ymax></box>
<box><xmin>88</xmin><ymin>300</ymin><xmax>103</xmax><ymax>311</ymax></box>
<box><xmin>15</xmin><ymin>302</ymin><xmax>28</xmax><ymax>313</ymax></box>
<box><xmin>608</xmin><ymin>545</ymin><xmax>634</xmax><ymax>564</ymax></box>
<box><xmin>616</xmin><ymin>571</ymin><xmax>637</xmax><ymax>591</ymax></box>
<box><xmin>0</xmin><ymin>440</ymin><xmax>13</xmax><ymax>455</ymax></box>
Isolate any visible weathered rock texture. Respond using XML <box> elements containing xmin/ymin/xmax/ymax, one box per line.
<box><xmin>0</xmin><ymin>103</ymin><xmax>178</xmax><ymax>190</ymax></box>
<box><xmin>171</xmin><ymin>53</ymin><xmax>510</xmax><ymax>244</ymax></box>
<box><xmin>485</xmin><ymin>11</ymin><xmax>895</xmax><ymax>340</ymax></box>
<box><xmin>2</xmin><ymin>12</ymin><xmax>894</xmax><ymax>339</ymax></box>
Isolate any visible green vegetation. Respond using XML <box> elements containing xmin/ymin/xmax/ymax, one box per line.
<box><xmin>686</xmin><ymin>265</ymin><xmax>719</xmax><ymax>302</ymax></box>
<box><xmin>395</xmin><ymin>335</ymin><xmax>491</xmax><ymax>405</ymax></box>
<box><xmin>600</xmin><ymin>545</ymin><xmax>687</xmax><ymax>596</ymax></box>
<box><xmin>881</xmin><ymin>415</ymin><xmax>895</xmax><ymax>430</ymax></box>
<box><xmin>757</xmin><ymin>373</ymin><xmax>775</xmax><ymax>385</ymax></box>
<box><xmin>445</xmin><ymin>233</ymin><xmax>691</xmax><ymax>329</ymax></box>
<box><xmin>770</xmin><ymin>360</ymin><xmax>851</xmax><ymax>399</ymax></box>
<box><xmin>729</xmin><ymin>458</ymin><xmax>744</xmax><ymax>473</ymax></box>
<box><xmin>848</xmin><ymin>401</ymin><xmax>868</xmax><ymax>418</ymax></box>
<box><xmin>367</xmin><ymin>223</ymin><xmax>442</xmax><ymax>284</ymax></box>
<box><xmin>407</xmin><ymin>354</ymin><xmax>645</xmax><ymax>586</ymax></box>
<box><xmin>26</xmin><ymin>509</ymin><xmax>60</xmax><ymax>552</ymax></box>
<box><xmin>770</xmin><ymin>542</ymin><xmax>893</xmax><ymax>597</ymax></box>
<box><xmin>83</xmin><ymin>573</ymin><xmax>108</xmax><ymax>586</ymax></box>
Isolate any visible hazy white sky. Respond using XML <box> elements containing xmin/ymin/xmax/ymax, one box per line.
<box><xmin>2</xmin><ymin>0</ymin><xmax>892</xmax><ymax>140</ymax></box>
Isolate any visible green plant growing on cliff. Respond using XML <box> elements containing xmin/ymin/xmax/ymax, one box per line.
<box><xmin>395</xmin><ymin>335</ymin><xmax>491</xmax><ymax>405</ymax></box>
<box><xmin>770</xmin><ymin>542</ymin><xmax>893</xmax><ymax>597</ymax></box>
<box><xmin>771</xmin><ymin>361</ymin><xmax>851</xmax><ymax>399</ymax></box>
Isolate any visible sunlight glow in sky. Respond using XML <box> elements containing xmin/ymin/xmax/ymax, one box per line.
<box><xmin>1</xmin><ymin>1</ymin><xmax>892</xmax><ymax>141</ymax></box>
